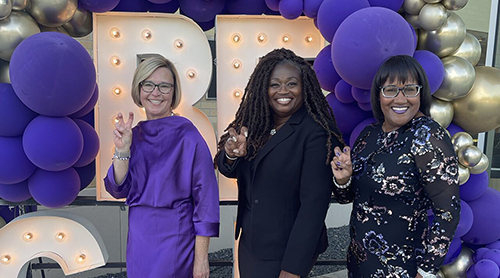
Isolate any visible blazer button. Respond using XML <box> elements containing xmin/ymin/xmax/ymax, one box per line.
<box><xmin>254</xmin><ymin>199</ymin><xmax>259</xmax><ymax>204</ymax></box>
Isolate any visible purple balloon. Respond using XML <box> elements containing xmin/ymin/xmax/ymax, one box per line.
<box><xmin>313</xmin><ymin>45</ymin><xmax>341</xmax><ymax>92</ymax></box>
<box><xmin>474</xmin><ymin>248</ymin><xmax>491</xmax><ymax>262</ymax></box>
<box><xmin>474</xmin><ymin>259</ymin><xmax>500</xmax><ymax>278</ymax></box>
<box><xmin>79</xmin><ymin>0</ymin><xmax>120</xmax><ymax>12</ymax></box>
<box><xmin>10</xmin><ymin>32</ymin><xmax>96</xmax><ymax>116</ymax></box>
<box><xmin>467</xmin><ymin>265</ymin><xmax>478</xmax><ymax>278</ymax></box>
<box><xmin>326</xmin><ymin>93</ymin><xmax>373</xmax><ymax>135</ymax></box>
<box><xmin>413</xmin><ymin>50</ymin><xmax>445</xmax><ymax>94</ymax></box>
<box><xmin>447</xmin><ymin>123</ymin><xmax>464</xmax><ymax>137</ymax></box>
<box><xmin>0</xmin><ymin>83</ymin><xmax>37</xmax><ymax>137</ymax></box>
<box><xmin>148</xmin><ymin>0</ymin><xmax>173</xmax><ymax>3</ymax></box>
<box><xmin>28</xmin><ymin>168</ymin><xmax>80</xmax><ymax>208</ymax></box>
<box><xmin>483</xmin><ymin>249</ymin><xmax>500</xmax><ymax>266</ymax></box>
<box><xmin>265</xmin><ymin>0</ymin><xmax>280</xmax><ymax>11</ymax></box>
<box><xmin>227</xmin><ymin>0</ymin><xmax>267</xmax><ymax>14</ymax></box>
<box><xmin>455</xmin><ymin>200</ymin><xmax>473</xmax><ymax>238</ymax></box>
<box><xmin>69</xmin><ymin>84</ymin><xmax>98</xmax><ymax>118</ymax></box>
<box><xmin>179</xmin><ymin>0</ymin><xmax>225</xmax><ymax>22</ymax></box>
<box><xmin>349</xmin><ymin>117</ymin><xmax>376</xmax><ymax>147</ymax></box>
<box><xmin>23</xmin><ymin>116</ymin><xmax>83</xmax><ymax>171</ymax></box>
<box><xmin>279</xmin><ymin>0</ymin><xmax>303</xmax><ymax>20</ymax></box>
<box><xmin>264</xmin><ymin>6</ymin><xmax>281</xmax><ymax>14</ymax></box>
<box><xmin>442</xmin><ymin>237</ymin><xmax>462</xmax><ymax>265</ymax></box>
<box><xmin>113</xmin><ymin>0</ymin><xmax>149</xmax><ymax>11</ymax></box>
<box><xmin>351</xmin><ymin>87</ymin><xmax>371</xmax><ymax>103</ymax></box>
<box><xmin>331</xmin><ymin>7</ymin><xmax>415</xmax><ymax>90</ymax></box>
<box><xmin>0</xmin><ymin>180</ymin><xmax>31</xmax><ymax>202</ymax></box>
<box><xmin>463</xmin><ymin>188</ymin><xmax>500</xmax><ymax>245</ymax></box>
<box><xmin>317</xmin><ymin>0</ymin><xmax>370</xmax><ymax>42</ymax></box>
<box><xmin>73</xmin><ymin>119</ymin><xmax>99</xmax><ymax>167</ymax></box>
<box><xmin>335</xmin><ymin>79</ymin><xmax>355</xmax><ymax>104</ymax></box>
<box><xmin>80</xmin><ymin>109</ymin><xmax>95</xmax><ymax>127</ymax></box>
<box><xmin>0</xmin><ymin>136</ymin><xmax>36</xmax><ymax>184</ymax></box>
<box><xmin>75</xmin><ymin>160</ymin><xmax>95</xmax><ymax>190</ymax></box>
<box><xmin>368</xmin><ymin>0</ymin><xmax>404</xmax><ymax>11</ymax></box>
<box><xmin>358</xmin><ymin>101</ymin><xmax>372</xmax><ymax>111</ymax></box>
<box><xmin>487</xmin><ymin>241</ymin><xmax>500</xmax><ymax>250</ymax></box>
<box><xmin>409</xmin><ymin>22</ymin><xmax>417</xmax><ymax>50</ymax></box>
<box><xmin>196</xmin><ymin>18</ymin><xmax>215</xmax><ymax>31</ymax></box>
<box><xmin>304</xmin><ymin>0</ymin><xmax>324</xmax><ymax>18</ymax></box>
<box><xmin>460</xmin><ymin>172</ymin><xmax>489</xmax><ymax>202</ymax></box>
<box><xmin>148</xmin><ymin>0</ymin><xmax>179</xmax><ymax>12</ymax></box>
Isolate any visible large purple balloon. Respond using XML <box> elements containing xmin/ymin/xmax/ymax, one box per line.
<box><xmin>455</xmin><ymin>200</ymin><xmax>473</xmax><ymax>238</ymax></box>
<box><xmin>326</xmin><ymin>93</ymin><xmax>373</xmax><ymax>135</ymax></box>
<box><xmin>368</xmin><ymin>0</ymin><xmax>404</xmax><ymax>11</ymax></box>
<box><xmin>148</xmin><ymin>0</ymin><xmax>173</xmax><ymax>4</ymax></box>
<box><xmin>442</xmin><ymin>237</ymin><xmax>462</xmax><ymax>265</ymax></box>
<box><xmin>75</xmin><ymin>160</ymin><xmax>95</xmax><ymax>190</ymax></box>
<box><xmin>335</xmin><ymin>79</ymin><xmax>355</xmax><ymax>104</ymax></box>
<box><xmin>474</xmin><ymin>248</ymin><xmax>491</xmax><ymax>262</ymax></box>
<box><xmin>80</xmin><ymin>109</ymin><xmax>95</xmax><ymax>127</ymax></box>
<box><xmin>79</xmin><ymin>0</ymin><xmax>120</xmax><ymax>12</ymax></box>
<box><xmin>28</xmin><ymin>168</ymin><xmax>80</xmax><ymax>208</ymax></box>
<box><xmin>10</xmin><ymin>32</ymin><xmax>96</xmax><ymax>116</ymax></box>
<box><xmin>195</xmin><ymin>18</ymin><xmax>215</xmax><ymax>31</ymax></box>
<box><xmin>483</xmin><ymin>249</ymin><xmax>500</xmax><ymax>266</ymax></box>
<box><xmin>331</xmin><ymin>7</ymin><xmax>415</xmax><ymax>90</ymax></box>
<box><xmin>349</xmin><ymin>117</ymin><xmax>377</xmax><ymax>147</ymax></box>
<box><xmin>447</xmin><ymin>123</ymin><xmax>464</xmax><ymax>137</ymax></box>
<box><xmin>313</xmin><ymin>45</ymin><xmax>341</xmax><ymax>92</ymax></box>
<box><xmin>265</xmin><ymin>0</ymin><xmax>280</xmax><ymax>11</ymax></box>
<box><xmin>304</xmin><ymin>0</ymin><xmax>324</xmax><ymax>18</ymax></box>
<box><xmin>0</xmin><ymin>136</ymin><xmax>36</xmax><ymax>184</ymax></box>
<box><xmin>460</xmin><ymin>172</ymin><xmax>489</xmax><ymax>202</ymax></box>
<box><xmin>227</xmin><ymin>0</ymin><xmax>267</xmax><ymax>14</ymax></box>
<box><xmin>148</xmin><ymin>0</ymin><xmax>179</xmax><ymax>12</ymax></box>
<box><xmin>474</xmin><ymin>259</ymin><xmax>500</xmax><ymax>278</ymax></box>
<box><xmin>73</xmin><ymin>119</ymin><xmax>99</xmax><ymax>167</ymax></box>
<box><xmin>113</xmin><ymin>0</ymin><xmax>149</xmax><ymax>11</ymax></box>
<box><xmin>23</xmin><ymin>116</ymin><xmax>83</xmax><ymax>171</ymax></box>
<box><xmin>0</xmin><ymin>180</ymin><xmax>31</xmax><ymax>202</ymax></box>
<box><xmin>413</xmin><ymin>50</ymin><xmax>445</xmax><ymax>94</ymax></box>
<box><xmin>486</xmin><ymin>241</ymin><xmax>500</xmax><ymax>250</ymax></box>
<box><xmin>0</xmin><ymin>83</ymin><xmax>37</xmax><ymax>137</ymax></box>
<box><xmin>351</xmin><ymin>87</ymin><xmax>371</xmax><ymax>103</ymax></box>
<box><xmin>179</xmin><ymin>0</ymin><xmax>225</xmax><ymax>22</ymax></box>
<box><xmin>279</xmin><ymin>0</ymin><xmax>303</xmax><ymax>20</ymax></box>
<box><xmin>317</xmin><ymin>0</ymin><xmax>370</xmax><ymax>42</ymax></box>
<box><xmin>462</xmin><ymin>188</ymin><xmax>500</xmax><ymax>245</ymax></box>
<box><xmin>69</xmin><ymin>84</ymin><xmax>98</xmax><ymax>118</ymax></box>
<box><xmin>358</xmin><ymin>101</ymin><xmax>372</xmax><ymax>111</ymax></box>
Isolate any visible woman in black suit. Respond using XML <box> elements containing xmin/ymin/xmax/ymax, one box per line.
<box><xmin>215</xmin><ymin>48</ymin><xmax>345</xmax><ymax>278</ymax></box>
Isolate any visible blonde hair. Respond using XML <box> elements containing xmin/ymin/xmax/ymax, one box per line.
<box><xmin>131</xmin><ymin>55</ymin><xmax>182</xmax><ymax>109</ymax></box>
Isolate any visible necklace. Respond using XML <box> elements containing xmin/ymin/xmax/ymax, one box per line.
<box><xmin>270</xmin><ymin>123</ymin><xmax>285</xmax><ymax>135</ymax></box>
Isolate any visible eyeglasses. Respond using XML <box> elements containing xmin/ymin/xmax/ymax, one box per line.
<box><xmin>380</xmin><ymin>84</ymin><xmax>422</xmax><ymax>98</ymax></box>
<box><xmin>141</xmin><ymin>81</ymin><xmax>174</xmax><ymax>94</ymax></box>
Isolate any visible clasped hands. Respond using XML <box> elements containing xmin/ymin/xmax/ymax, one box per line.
<box><xmin>224</xmin><ymin>127</ymin><xmax>248</xmax><ymax>160</ymax></box>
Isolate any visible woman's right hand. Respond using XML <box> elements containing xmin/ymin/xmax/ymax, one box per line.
<box><xmin>224</xmin><ymin>126</ymin><xmax>248</xmax><ymax>159</ymax></box>
<box><xmin>331</xmin><ymin>146</ymin><xmax>353</xmax><ymax>185</ymax></box>
<box><xmin>113</xmin><ymin>112</ymin><xmax>134</xmax><ymax>152</ymax></box>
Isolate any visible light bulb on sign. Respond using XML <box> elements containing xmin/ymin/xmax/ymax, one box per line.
<box><xmin>187</xmin><ymin>69</ymin><xmax>196</xmax><ymax>79</ymax></box>
<box><xmin>232</xmin><ymin>60</ymin><xmax>242</xmax><ymax>69</ymax></box>
<box><xmin>1</xmin><ymin>255</ymin><xmax>11</xmax><ymax>265</ymax></box>
<box><xmin>233</xmin><ymin>89</ymin><xmax>242</xmax><ymax>98</ymax></box>
<box><xmin>282</xmin><ymin>34</ymin><xmax>291</xmax><ymax>44</ymax></box>
<box><xmin>109</xmin><ymin>28</ymin><xmax>121</xmax><ymax>39</ymax></box>
<box><xmin>112</xmin><ymin>86</ymin><xmax>122</xmax><ymax>96</ymax></box>
<box><xmin>305</xmin><ymin>36</ymin><xmax>313</xmax><ymax>43</ymax></box>
<box><xmin>231</xmin><ymin>33</ymin><xmax>241</xmax><ymax>44</ymax></box>
<box><xmin>23</xmin><ymin>232</ymin><xmax>33</xmax><ymax>242</ymax></box>
<box><xmin>257</xmin><ymin>33</ymin><xmax>267</xmax><ymax>44</ymax></box>
<box><xmin>174</xmin><ymin>39</ymin><xmax>184</xmax><ymax>49</ymax></box>
<box><xmin>110</xmin><ymin>56</ymin><xmax>121</xmax><ymax>67</ymax></box>
<box><xmin>142</xmin><ymin>29</ymin><xmax>152</xmax><ymax>41</ymax></box>
<box><xmin>55</xmin><ymin>232</ymin><xmax>66</xmax><ymax>242</ymax></box>
<box><xmin>76</xmin><ymin>254</ymin><xmax>86</xmax><ymax>264</ymax></box>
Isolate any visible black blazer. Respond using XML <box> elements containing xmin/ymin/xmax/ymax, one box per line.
<box><xmin>217</xmin><ymin>106</ymin><xmax>341</xmax><ymax>276</ymax></box>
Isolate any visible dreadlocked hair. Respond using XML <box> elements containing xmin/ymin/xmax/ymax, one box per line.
<box><xmin>214</xmin><ymin>48</ymin><xmax>344</xmax><ymax>167</ymax></box>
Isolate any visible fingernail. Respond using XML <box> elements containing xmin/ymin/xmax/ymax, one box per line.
<box><xmin>336</xmin><ymin>152</ymin><xmax>341</xmax><ymax>156</ymax></box>
<box><xmin>232</xmin><ymin>136</ymin><xmax>237</xmax><ymax>142</ymax></box>
<box><xmin>233</xmin><ymin>149</ymin><xmax>240</xmax><ymax>154</ymax></box>
<box><xmin>244</xmin><ymin>131</ymin><xmax>248</xmax><ymax>138</ymax></box>
<box><xmin>344</xmin><ymin>147</ymin><xmax>349</xmax><ymax>152</ymax></box>
<box><xmin>336</xmin><ymin>161</ymin><xmax>341</xmax><ymax>166</ymax></box>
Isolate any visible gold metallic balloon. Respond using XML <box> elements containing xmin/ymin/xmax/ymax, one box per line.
<box><xmin>442</xmin><ymin>0</ymin><xmax>468</xmax><ymax>11</ymax></box>
<box><xmin>436</xmin><ymin>270</ymin><xmax>445</xmax><ymax>278</ymax></box>
<box><xmin>404</xmin><ymin>0</ymin><xmax>426</xmax><ymax>15</ymax></box>
<box><xmin>405</xmin><ymin>13</ymin><xmax>421</xmax><ymax>29</ymax></box>
<box><xmin>62</xmin><ymin>4</ymin><xmax>92</xmax><ymax>37</ymax></box>
<box><xmin>38</xmin><ymin>24</ymin><xmax>69</xmax><ymax>35</ymax></box>
<box><xmin>458</xmin><ymin>164</ymin><xmax>470</xmax><ymax>185</ymax></box>
<box><xmin>430</xmin><ymin>97</ymin><xmax>454</xmax><ymax>128</ymax></box>
<box><xmin>418</xmin><ymin>12</ymin><xmax>466</xmax><ymax>57</ymax></box>
<box><xmin>440</xmin><ymin>247</ymin><xmax>473</xmax><ymax>278</ymax></box>
<box><xmin>0</xmin><ymin>11</ymin><xmax>40</xmax><ymax>61</ymax></box>
<box><xmin>25</xmin><ymin>0</ymin><xmax>77</xmax><ymax>27</ymax></box>
<box><xmin>0</xmin><ymin>59</ymin><xmax>10</xmax><ymax>83</ymax></box>
<box><xmin>11</xmin><ymin>0</ymin><xmax>28</xmax><ymax>10</ymax></box>
<box><xmin>419</xmin><ymin>3</ymin><xmax>447</xmax><ymax>31</ymax></box>
<box><xmin>424</xmin><ymin>0</ymin><xmax>441</xmax><ymax>3</ymax></box>
<box><xmin>458</xmin><ymin>145</ymin><xmax>482</xmax><ymax>167</ymax></box>
<box><xmin>452</xmin><ymin>66</ymin><xmax>500</xmax><ymax>134</ymax></box>
<box><xmin>451</xmin><ymin>132</ymin><xmax>474</xmax><ymax>153</ymax></box>
<box><xmin>469</xmin><ymin>153</ymin><xmax>489</xmax><ymax>174</ymax></box>
<box><xmin>0</xmin><ymin>0</ymin><xmax>13</xmax><ymax>21</ymax></box>
<box><xmin>433</xmin><ymin>56</ymin><xmax>475</xmax><ymax>101</ymax></box>
<box><xmin>451</xmin><ymin>32</ymin><xmax>481</xmax><ymax>66</ymax></box>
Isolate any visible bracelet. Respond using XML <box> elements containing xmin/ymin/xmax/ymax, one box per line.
<box><xmin>225</xmin><ymin>152</ymin><xmax>238</xmax><ymax>161</ymax></box>
<box><xmin>113</xmin><ymin>149</ymin><xmax>131</xmax><ymax>161</ymax></box>
<box><xmin>333</xmin><ymin>176</ymin><xmax>351</xmax><ymax>189</ymax></box>
<box><xmin>417</xmin><ymin>268</ymin><xmax>436</xmax><ymax>278</ymax></box>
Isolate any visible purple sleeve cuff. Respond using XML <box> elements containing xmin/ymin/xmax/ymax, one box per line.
<box><xmin>194</xmin><ymin>222</ymin><xmax>220</xmax><ymax>237</ymax></box>
<box><xmin>103</xmin><ymin>165</ymin><xmax>131</xmax><ymax>199</ymax></box>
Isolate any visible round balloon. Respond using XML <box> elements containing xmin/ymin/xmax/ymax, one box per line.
<box><xmin>112</xmin><ymin>0</ymin><xmax>149</xmax><ymax>11</ymax></box>
<box><xmin>447</xmin><ymin>123</ymin><xmax>464</xmax><ymax>137</ymax></box>
<box><xmin>0</xmin><ymin>11</ymin><xmax>40</xmax><ymax>61</ymax></box>
<box><xmin>452</xmin><ymin>66</ymin><xmax>500</xmax><ymax>134</ymax></box>
<box><xmin>349</xmin><ymin>117</ymin><xmax>377</xmax><ymax>147</ymax></box>
<box><xmin>195</xmin><ymin>18</ymin><xmax>215</xmax><ymax>31</ymax></box>
<box><xmin>28</xmin><ymin>168</ymin><xmax>80</xmax><ymax>208</ymax></box>
<box><xmin>38</xmin><ymin>25</ymin><xmax>69</xmax><ymax>35</ymax></box>
<box><xmin>303</xmin><ymin>0</ymin><xmax>324</xmax><ymax>18</ymax></box>
<box><xmin>403</xmin><ymin>0</ymin><xmax>426</xmax><ymax>14</ymax></box>
<box><xmin>335</xmin><ymin>79</ymin><xmax>354</xmax><ymax>104</ymax></box>
<box><xmin>74</xmin><ymin>160</ymin><xmax>95</xmax><ymax>190</ymax></box>
<box><xmin>469</xmin><ymin>154</ymin><xmax>489</xmax><ymax>174</ymax></box>
<box><xmin>442</xmin><ymin>237</ymin><xmax>462</xmax><ymax>265</ymax></box>
<box><xmin>413</xmin><ymin>50</ymin><xmax>445</xmax><ymax>94</ymax></box>
<box><xmin>474</xmin><ymin>248</ymin><xmax>491</xmax><ymax>262</ymax></box>
<box><xmin>73</xmin><ymin>119</ymin><xmax>99</xmax><ymax>167</ymax></box>
<box><xmin>62</xmin><ymin>4</ymin><xmax>93</xmax><ymax>37</ymax></box>
<box><xmin>148</xmin><ymin>0</ymin><xmax>173</xmax><ymax>3</ymax></box>
<box><xmin>486</xmin><ymin>242</ymin><xmax>500</xmax><ymax>250</ymax></box>
<box><xmin>442</xmin><ymin>0</ymin><xmax>468</xmax><ymax>11</ymax></box>
<box><xmin>326</xmin><ymin>93</ymin><xmax>373</xmax><ymax>135</ymax></box>
<box><xmin>0</xmin><ymin>136</ymin><xmax>36</xmax><ymax>184</ymax></box>
<box><xmin>462</xmin><ymin>188</ymin><xmax>500</xmax><ymax>245</ymax></box>
<box><xmin>313</xmin><ymin>45</ymin><xmax>341</xmax><ymax>92</ymax></box>
<box><xmin>368</xmin><ymin>0</ymin><xmax>404</xmax><ymax>11</ymax></box>
<box><xmin>0</xmin><ymin>180</ymin><xmax>31</xmax><ymax>202</ymax></box>
<box><xmin>351</xmin><ymin>87</ymin><xmax>370</xmax><ymax>104</ymax></box>
<box><xmin>405</xmin><ymin>13</ymin><xmax>421</xmax><ymax>29</ymax></box>
<box><xmin>440</xmin><ymin>247</ymin><xmax>474</xmax><ymax>278</ymax></box>
<box><xmin>0</xmin><ymin>83</ymin><xmax>38</xmax><ymax>137</ymax></box>
<box><xmin>451</xmin><ymin>32</ymin><xmax>482</xmax><ymax>66</ymax></box>
<box><xmin>0</xmin><ymin>59</ymin><xmax>9</xmax><ymax>83</ymax></box>
<box><xmin>419</xmin><ymin>3</ymin><xmax>447</xmax><ymax>31</ymax></box>
<box><xmin>417</xmin><ymin>12</ymin><xmax>466</xmax><ymax>57</ymax></box>
<box><xmin>474</xmin><ymin>259</ymin><xmax>499</xmax><ymax>278</ymax></box>
<box><xmin>25</xmin><ymin>0</ymin><xmax>77</xmax><ymax>27</ymax></box>
<box><xmin>265</xmin><ymin>0</ymin><xmax>280</xmax><ymax>11</ymax></box>
<box><xmin>455</xmin><ymin>199</ymin><xmax>473</xmax><ymax>237</ymax></box>
<box><xmin>148</xmin><ymin>0</ymin><xmax>179</xmax><ymax>12</ymax></box>
<box><xmin>10</xmin><ymin>32</ymin><xmax>96</xmax><ymax>116</ymax></box>
<box><xmin>79</xmin><ymin>0</ymin><xmax>120</xmax><ymax>12</ymax></box>
<box><xmin>451</xmin><ymin>131</ymin><xmax>473</xmax><ymax>153</ymax></box>
<box><xmin>69</xmin><ymin>85</ymin><xmax>98</xmax><ymax>118</ymax></box>
<box><xmin>279</xmin><ymin>0</ymin><xmax>303</xmax><ymax>20</ymax></box>
<box><xmin>460</xmin><ymin>171</ymin><xmax>489</xmax><ymax>202</ymax></box>
<box><xmin>331</xmin><ymin>7</ymin><xmax>415</xmax><ymax>90</ymax></box>
<box><xmin>23</xmin><ymin>116</ymin><xmax>83</xmax><ymax>171</ymax></box>
<box><xmin>0</xmin><ymin>0</ymin><xmax>12</xmax><ymax>20</ymax></box>
<box><xmin>178</xmin><ymin>0</ymin><xmax>225</xmax><ymax>22</ymax></box>
<box><xmin>227</xmin><ymin>0</ymin><xmax>266</xmax><ymax>15</ymax></box>
<box><xmin>429</xmin><ymin>97</ymin><xmax>453</xmax><ymax>128</ymax></box>
<box><xmin>483</xmin><ymin>249</ymin><xmax>500</xmax><ymax>266</ymax></box>
<box><xmin>458</xmin><ymin>164</ymin><xmax>470</xmax><ymax>185</ymax></box>
<box><xmin>357</xmin><ymin>101</ymin><xmax>372</xmax><ymax>112</ymax></box>
<box><xmin>433</xmin><ymin>56</ymin><xmax>475</xmax><ymax>101</ymax></box>
<box><xmin>457</xmin><ymin>145</ymin><xmax>482</xmax><ymax>167</ymax></box>
<box><xmin>12</xmin><ymin>0</ymin><xmax>29</xmax><ymax>10</ymax></box>
<box><xmin>316</xmin><ymin>0</ymin><xmax>370</xmax><ymax>43</ymax></box>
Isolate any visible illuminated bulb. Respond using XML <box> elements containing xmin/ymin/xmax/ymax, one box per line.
<box><xmin>257</xmin><ymin>33</ymin><xmax>267</xmax><ymax>43</ymax></box>
<box><xmin>142</xmin><ymin>29</ymin><xmax>152</xmax><ymax>41</ymax></box>
<box><xmin>110</xmin><ymin>56</ymin><xmax>121</xmax><ymax>67</ymax></box>
<box><xmin>55</xmin><ymin>232</ymin><xmax>66</xmax><ymax>242</ymax></box>
<box><xmin>109</xmin><ymin>28</ymin><xmax>121</xmax><ymax>39</ymax></box>
<box><xmin>113</xmin><ymin>116</ymin><xmax>120</xmax><ymax>125</ymax></box>
<box><xmin>282</xmin><ymin>34</ymin><xmax>291</xmax><ymax>43</ymax></box>
<box><xmin>233</xmin><ymin>90</ymin><xmax>242</xmax><ymax>98</ymax></box>
<box><xmin>112</xmin><ymin>86</ymin><xmax>122</xmax><ymax>96</ymax></box>
<box><xmin>1</xmin><ymin>255</ymin><xmax>11</xmax><ymax>265</ymax></box>
<box><xmin>140</xmin><ymin>107</ymin><xmax>146</xmax><ymax>114</ymax></box>
<box><xmin>187</xmin><ymin>69</ymin><xmax>196</xmax><ymax>79</ymax></box>
<box><xmin>76</xmin><ymin>254</ymin><xmax>86</xmax><ymax>264</ymax></box>
<box><xmin>174</xmin><ymin>39</ymin><xmax>183</xmax><ymax>49</ymax></box>
<box><xmin>231</xmin><ymin>33</ymin><xmax>241</xmax><ymax>44</ymax></box>
<box><xmin>305</xmin><ymin>36</ymin><xmax>313</xmax><ymax>43</ymax></box>
<box><xmin>23</xmin><ymin>232</ymin><xmax>33</xmax><ymax>242</ymax></box>
<box><xmin>232</xmin><ymin>60</ymin><xmax>242</xmax><ymax>69</ymax></box>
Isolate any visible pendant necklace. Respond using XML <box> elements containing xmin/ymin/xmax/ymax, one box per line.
<box><xmin>270</xmin><ymin>123</ymin><xmax>285</xmax><ymax>136</ymax></box>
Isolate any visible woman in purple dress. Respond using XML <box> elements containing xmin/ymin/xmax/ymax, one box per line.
<box><xmin>104</xmin><ymin>55</ymin><xmax>220</xmax><ymax>278</ymax></box>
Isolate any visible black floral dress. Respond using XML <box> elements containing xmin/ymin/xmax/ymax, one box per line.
<box><xmin>333</xmin><ymin>116</ymin><xmax>460</xmax><ymax>278</ymax></box>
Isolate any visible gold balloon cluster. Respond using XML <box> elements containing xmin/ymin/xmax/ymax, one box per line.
<box><xmin>438</xmin><ymin>247</ymin><xmax>474</xmax><ymax>278</ymax></box>
<box><xmin>451</xmin><ymin>132</ymin><xmax>489</xmax><ymax>185</ymax></box>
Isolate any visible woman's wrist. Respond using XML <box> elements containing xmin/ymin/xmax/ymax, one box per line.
<box><xmin>417</xmin><ymin>268</ymin><xmax>436</xmax><ymax>278</ymax></box>
<box><xmin>333</xmin><ymin>176</ymin><xmax>352</xmax><ymax>189</ymax></box>
<box><xmin>114</xmin><ymin>148</ymin><xmax>131</xmax><ymax>160</ymax></box>
<box><xmin>225</xmin><ymin>151</ymin><xmax>238</xmax><ymax>161</ymax></box>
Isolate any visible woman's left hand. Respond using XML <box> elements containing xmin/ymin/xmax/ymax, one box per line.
<box><xmin>193</xmin><ymin>257</ymin><xmax>209</xmax><ymax>278</ymax></box>
<box><xmin>415</xmin><ymin>273</ymin><xmax>423</xmax><ymax>278</ymax></box>
<box><xmin>278</xmin><ymin>270</ymin><xmax>300</xmax><ymax>278</ymax></box>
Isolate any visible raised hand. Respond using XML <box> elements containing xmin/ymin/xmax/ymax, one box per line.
<box><xmin>224</xmin><ymin>126</ymin><xmax>248</xmax><ymax>159</ymax></box>
<box><xmin>113</xmin><ymin>112</ymin><xmax>134</xmax><ymax>152</ymax></box>
<box><xmin>331</xmin><ymin>146</ymin><xmax>352</xmax><ymax>185</ymax></box>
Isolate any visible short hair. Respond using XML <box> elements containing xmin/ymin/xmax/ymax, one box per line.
<box><xmin>131</xmin><ymin>55</ymin><xmax>182</xmax><ymax>109</ymax></box>
<box><xmin>370</xmin><ymin>55</ymin><xmax>432</xmax><ymax>123</ymax></box>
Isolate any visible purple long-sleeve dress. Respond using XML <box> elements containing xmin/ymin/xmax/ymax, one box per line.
<box><xmin>104</xmin><ymin>115</ymin><xmax>220</xmax><ymax>278</ymax></box>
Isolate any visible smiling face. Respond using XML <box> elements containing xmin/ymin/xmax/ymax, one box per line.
<box><xmin>380</xmin><ymin>77</ymin><xmax>422</xmax><ymax>132</ymax></box>
<box><xmin>140</xmin><ymin>67</ymin><xmax>174</xmax><ymax>120</ymax></box>
<box><xmin>267</xmin><ymin>62</ymin><xmax>304</xmax><ymax>125</ymax></box>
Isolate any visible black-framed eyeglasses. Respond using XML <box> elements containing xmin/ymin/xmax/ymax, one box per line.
<box><xmin>140</xmin><ymin>81</ymin><xmax>174</xmax><ymax>94</ymax></box>
<box><xmin>380</xmin><ymin>84</ymin><xmax>422</xmax><ymax>98</ymax></box>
